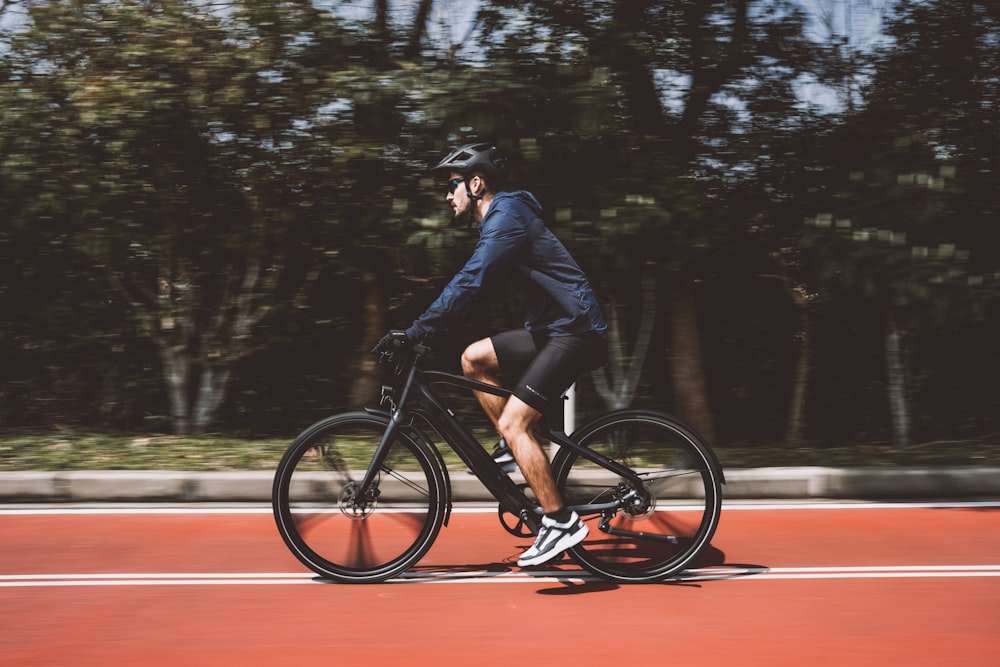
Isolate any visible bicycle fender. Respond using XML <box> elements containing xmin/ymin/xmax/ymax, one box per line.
<box><xmin>404</xmin><ymin>425</ymin><xmax>453</xmax><ymax>528</ymax></box>
<box><xmin>363</xmin><ymin>407</ymin><xmax>454</xmax><ymax>527</ymax></box>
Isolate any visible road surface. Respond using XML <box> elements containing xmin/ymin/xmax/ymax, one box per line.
<box><xmin>2</xmin><ymin>501</ymin><xmax>998</xmax><ymax>665</ymax></box>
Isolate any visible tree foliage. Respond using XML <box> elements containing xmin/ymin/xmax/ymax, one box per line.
<box><xmin>0</xmin><ymin>0</ymin><xmax>996</xmax><ymax>444</ymax></box>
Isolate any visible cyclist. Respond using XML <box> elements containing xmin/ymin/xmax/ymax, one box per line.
<box><xmin>374</xmin><ymin>142</ymin><xmax>608</xmax><ymax>567</ymax></box>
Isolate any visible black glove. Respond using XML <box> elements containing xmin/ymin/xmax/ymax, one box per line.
<box><xmin>371</xmin><ymin>330</ymin><xmax>410</xmax><ymax>358</ymax></box>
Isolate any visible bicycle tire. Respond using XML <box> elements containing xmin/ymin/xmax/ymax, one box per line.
<box><xmin>552</xmin><ymin>410</ymin><xmax>723</xmax><ymax>583</ymax></box>
<box><xmin>272</xmin><ymin>411</ymin><xmax>447</xmax><ymax>583</ymax></box>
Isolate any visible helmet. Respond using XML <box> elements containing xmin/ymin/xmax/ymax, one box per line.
<box><xmin>431</xmin><ymin>142</ymin><xmax>508</xmax><ymax>183</ymax></box>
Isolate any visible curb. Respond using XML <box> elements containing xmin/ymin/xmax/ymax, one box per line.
<box><xmin>2</xmin><ymin>466</ymin><xmax>999</xmax><ymax>503</ymax></box>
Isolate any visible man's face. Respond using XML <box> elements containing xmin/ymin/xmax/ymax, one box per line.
<box><xmin>446</xmin><ymin>171</ymin><xmax>475</xmax><ymax>224</ymax></box>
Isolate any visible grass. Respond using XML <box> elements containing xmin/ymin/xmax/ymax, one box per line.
<box><xmin>1</xmin><ymin>429</ymin><xmax>998</xmax><ymax>472</ymax></box>
<box><xmin>0</xmin><ymin>432</ymin><xmax>291</xmax><ymax>472</ymax></box>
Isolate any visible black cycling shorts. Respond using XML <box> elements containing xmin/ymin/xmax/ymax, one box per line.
<box><xmin>491</xmin><ymin>329</ymin><xmax>608</xmax><ymax>414</ymax></box>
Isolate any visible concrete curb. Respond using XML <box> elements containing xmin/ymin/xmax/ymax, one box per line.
<box><xmin>2</xmin><ymin>466</ymin><xmax>999</xmax><ymax>503</ymax></box>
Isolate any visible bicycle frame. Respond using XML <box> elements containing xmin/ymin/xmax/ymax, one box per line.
<box><xmin>358</xmin><ymin>344</ymin><xmax>647</xmax><ymax>527</ymax></box>
<box><xmin>274</xmin><ymin>342</ymin><xmax>725</xmax><ymax>584</ymax></box>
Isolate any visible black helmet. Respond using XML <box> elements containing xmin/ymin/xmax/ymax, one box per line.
<box><xmin>431</xmin><ymin>142</ymin><xmax>507</xmax><ymax>183</ymax></box>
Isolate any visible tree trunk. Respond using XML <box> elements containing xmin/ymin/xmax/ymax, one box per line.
<box><xmin>757</xmin><ymin>244</ymin><xmax>813</xmax><ymax>445</ymax></box>
<box><xmin>191</xmin><ymin>365</ymin><xmax>232</xmax><ymax>434</ymax></box>
<box><xmin>373</xmin><ymin>0</ymin><xmax>390</xmax><ymax>43</ymax></box>
<box><xmin>158</xmin><ymin>341</ymin><xmax>192</xmax><ymax>436</ymax></box>
<box><xmin>782</xmin><ymin>283</ymin><xmax>811</xmax><ymax>446</ymax></box>
<box><xmin>786</xmin><ymin>319</ymin><xmax>810</xmax><ymax>446</ymax></box>
<box><xmin>593</xmin><ymin>268</ymin><xmax>656</xmax><ymax>411</ymax></box>
<box><xmin>349</xmin><ymin>271</ymin><xmax>386</xmax><ymax>408</ymax></box>
<box><xmin>668</xmin><ymin>277</ymin><xmax>715</xmax><ymax>442</ymax></box>
<box><xmin>404</xmin><ymin>0</ymin><xmax>434</xmax><ymax>59</ymax></box>
<box><xmin>155</xmin><ymin>342</ymin><xmax>234</xmax><ymax>436</ymax></box>
<box><xmin>885</xmin><ymin>308</ymin><xmax>911</xmax><ymax>448</ymax></box>
<box><xmin>145</xmin><ymin>248</ymin><xmax>275</xmax><ymax>435</ymax></box>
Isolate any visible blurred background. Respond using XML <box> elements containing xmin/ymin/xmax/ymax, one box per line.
<box><xmin>0</xmin><ymin>0</ymin><xmax>996</xmax><ymax>451</ymax></box>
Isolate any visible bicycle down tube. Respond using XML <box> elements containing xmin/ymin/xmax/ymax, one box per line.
<box><xmin>411</xmin><ymin>369</ymin><xmax>539</xmax><ymax>521</ymax></box>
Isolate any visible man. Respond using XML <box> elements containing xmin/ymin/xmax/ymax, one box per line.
<box><xmin>373</xmin><ymin>142</ymin><xmax>608</xmax><ymax>567</ymax></box>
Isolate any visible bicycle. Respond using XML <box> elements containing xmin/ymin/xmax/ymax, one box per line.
<box><xmin>272</xmin><ymin>343</ymin><xmax>724</xmax><ymax>584</ymax></box>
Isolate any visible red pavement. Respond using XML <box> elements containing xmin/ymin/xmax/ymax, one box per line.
<box><xmin>1</xmin><ymin>503</ymin><xmax>998</xmax><ymax>666</ymax></box>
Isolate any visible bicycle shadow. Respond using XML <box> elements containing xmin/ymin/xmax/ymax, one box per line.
<box><xmin>529</xmin><ymin>544</ymin><xmax>769</xmax><ymax>595</ymax></box>
<box><xmin>401</xmin><ymin>544</ymin><xmax>769</xmax><ymax>594</ymax></box>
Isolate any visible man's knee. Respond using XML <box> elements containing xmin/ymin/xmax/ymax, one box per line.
<box><xmin>461</xmin><ymin>338</ymin><xmax>497</xmax><ymax>379</ymax></box>
<box><xmin>497</xmin><ymin>398</ymin><xmax>541</xmax><ymax>443</ymax></box>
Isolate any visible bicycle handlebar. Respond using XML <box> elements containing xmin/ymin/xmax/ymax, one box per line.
<box><xmin>374</xmin><ymin>342</ymin><xmax>512</xmax><ymax>404</ymax></box>
<box><xmin>374</xmin><ymin>340</ymin><xmax>430</xmax><ymax>375</ymax></box>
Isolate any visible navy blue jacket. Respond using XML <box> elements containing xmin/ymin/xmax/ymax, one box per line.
<box><xmin>405</xmin><ymin>191</ymin><xmax>608</xmax><ymax>342</ymax></box>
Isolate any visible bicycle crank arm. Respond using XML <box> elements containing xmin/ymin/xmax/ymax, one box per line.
<box><xmin>598</xmin><ymin>517</ymin><xmax>680</xmax><ymax>544</ymax></box>
<box><xmin>498</xmin><ymin>506</ymin><xmax>536</xmax><ymax>538</ymax></box>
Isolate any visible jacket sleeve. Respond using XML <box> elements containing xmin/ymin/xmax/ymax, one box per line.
<box><xmin>405</xmin><ymin>213</ymin><xmax>526</xmax><ymax>342</ymax></box>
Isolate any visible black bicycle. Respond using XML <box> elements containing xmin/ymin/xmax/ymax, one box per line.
<box><xmin>272</xmin><ymin>343</ymin><xmax>724</xmax><ymax>584</ymax></box>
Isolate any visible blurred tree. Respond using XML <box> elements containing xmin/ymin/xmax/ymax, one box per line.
<box><xmin>799</xmin><ymin>0</ymin><xmax>891</xmax><ymax>112</ymax></box>
<box><xmin>436</xmin><ymin>0</ymin><xmax>820</xmax><ymax>441</ymax></box>
<box><xmin>799</xmin><ymin>0</ymin><xmax>1000</xmax><ymax>445</ymax></box>
<box><xmin>2</xmin><ymin>0</ymin><xmax>993</xmax><ymax>446</ymax></box>
<box><xmin>0</xmin><ymin>0</ymin><xmax>369</xmax><ymax>433</ymax></box>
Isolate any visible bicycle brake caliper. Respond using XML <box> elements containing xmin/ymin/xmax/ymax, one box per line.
<box><xmin>339</xmin><ymin>481</ymin><xmax>379</xmax><ymax>520</ymax></box>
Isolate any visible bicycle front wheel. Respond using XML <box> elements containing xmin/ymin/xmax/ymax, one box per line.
<box><xmin>552</xmin><ymin>411</ymin><xmax>723</xmax><ymax>583</ymax></box>
<box><xmin>272</xmin><ymin>411</ymin><xmax>447</xmax><ymax>583</ymax></box>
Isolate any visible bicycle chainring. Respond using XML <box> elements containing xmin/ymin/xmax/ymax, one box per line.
<box><xmin>498</xmin><ymin>505</ymin><xmax>536</xmax><ymax>538</ymax></box>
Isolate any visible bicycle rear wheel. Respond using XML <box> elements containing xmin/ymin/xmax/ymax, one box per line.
<box><xmin>272</xmin><ymin>411</ymin><xmax>447</xmax><ymax>583</ymax></box>
<box><xmin>552</xmin><ymin>411</ymin><xmax>723</xmax><ymax>583</ymax></box>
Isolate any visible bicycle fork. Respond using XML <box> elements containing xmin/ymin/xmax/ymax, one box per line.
<box><xmin>352</xmin><ymin>359</ymin><xmax>423</xmax><ymax>508</ymax></box>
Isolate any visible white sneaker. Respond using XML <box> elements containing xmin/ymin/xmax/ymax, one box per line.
<box><xmin>517</xmin><ymin>512</ymin><xmax>588</xmax><ymax>567</ymax></box>
<box><xmin>466</xmin><ymin>440</ymin><xmax>521</xmax><ymax>476</ymax></box>
<box><xmin>491</xmin><ymin>441</ymin><xmax>520</xmax><ymax>475</ymax></box>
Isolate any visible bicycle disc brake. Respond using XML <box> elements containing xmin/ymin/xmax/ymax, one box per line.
<box><xmin>622</xmin><ymin>481</ymin><xmax>656</xmax><ymax>520</ymax></box>
<box><xmin>339</xmin><ymin>481</ymin><xmax>378</xmax><ymax>519</ymax></box>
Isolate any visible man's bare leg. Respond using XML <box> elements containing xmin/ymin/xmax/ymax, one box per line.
<box><xmin>463</xmin><ymin>339</ymin><xmax>568</xmax><ymax>516</ymax></box>
<box><xmin>461</xmin><ymin>338</ymin><xmax>507</xmax><ymax>430</ymax></box>
<box><xmin>497</xmin><ymin>396</ymin><xmax>564</xmax><ymax>514</ymax></box>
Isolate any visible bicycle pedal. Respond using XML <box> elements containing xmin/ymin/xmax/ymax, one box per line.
<box><xmin>497</xmin><ymin>506</ymin><xmax>537</xmax><ymax>538</ymax></box>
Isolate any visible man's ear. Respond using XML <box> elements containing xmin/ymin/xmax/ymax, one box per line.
<box><xmin>471</xmin><ymin>173</ymin><xmax>488</xmax><ymax>195</ymax></box>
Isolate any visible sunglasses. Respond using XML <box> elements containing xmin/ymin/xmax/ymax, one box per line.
<box><xmin>448</xmin><ymin>177</ymin><xmax>466</xmax><ymax>194</ymax></box>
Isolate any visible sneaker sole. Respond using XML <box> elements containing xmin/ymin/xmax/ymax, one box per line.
<box><xmin>517</xmin><ymin>523</ymin><xmax>589</xmax><ymax>567</ymax></box>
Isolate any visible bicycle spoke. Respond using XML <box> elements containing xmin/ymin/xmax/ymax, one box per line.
<box><xmin>273</xmin><ymin>413</ymin><xmax>445</xmax><ymax>583</ymax></box>
<box><xmin>346</xmin><ymin>520</ymin><xmax>376</xmax><ymax>569</ymax></box>
<box><xmin>553</xmin><ymin>413</ymin><xmax>722</xmax><ymax>583</ymax></box>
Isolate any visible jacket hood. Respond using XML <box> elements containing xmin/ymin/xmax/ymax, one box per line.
<box><xmin>491</xmin><ymin>190</ymin><xmax>543</xmax><ymax>216</ymax></box>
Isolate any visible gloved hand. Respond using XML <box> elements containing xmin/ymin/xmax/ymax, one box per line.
<box><xmin>371</xmin><ymin>330</ymin><xmax>410</xmax><ymax>358</ymax></box>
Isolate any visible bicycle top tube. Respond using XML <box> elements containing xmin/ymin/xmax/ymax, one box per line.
<box><xmin>384</xmin><ymin>343</ymin><xmax>576</xmax><ymax>444</ymax></box>
<box><xmin>419</xmin><ymin>369</ymin><xmax>511</xmax><ymax>399</ymax></box>
<box><xmin>384</xmin><ymin>344</ymin><xmax>512</xmax><ymax>401</ymax></box>
<box><xmin>390</xmin><ymin>344</ymin><xmax>576</xmax><ymax>439</ymax></box>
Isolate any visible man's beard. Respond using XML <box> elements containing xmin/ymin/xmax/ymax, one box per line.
<box><xmin>454</xmin><ymin>198</ymin><xmax>476</xmax><ymax>227</ymax></box>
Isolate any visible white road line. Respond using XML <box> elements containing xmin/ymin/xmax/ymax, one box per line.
<box><xmin>2</xmin><ymin>500</ymin><xmax>1000</xmax><ymax>515</ymax></box>
<box><xmin>2</xmin><ymin>565</ymin><xmax>999</xmax><ymax>587</ymax></box>
<box><xmin>4</xmin><ymin>503</ymin><xmax>996</xmax><ymax>586</ymax></box>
